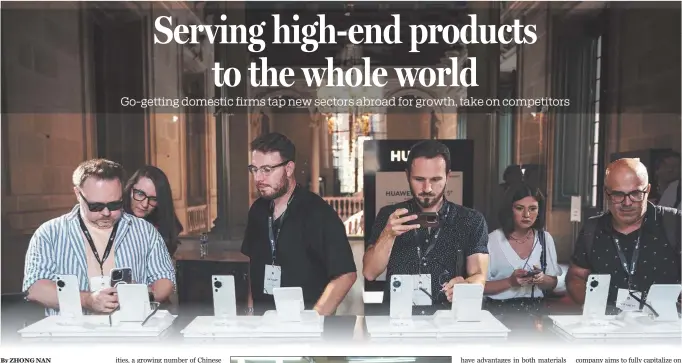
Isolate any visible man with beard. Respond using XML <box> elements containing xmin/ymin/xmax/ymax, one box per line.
<box><xmin>23</xmin><ymin>159</ymin><xmax>176</xmax><ymax>316</ymax></box>
<box><xmin>567</xmin><ymin>158</ymin><xmax>681</xmax><ymax>307</ymax></box>
<box><xmin>363</xmin><ymin>140</ymin><xmax>489</xmax><ymax>314</ymax></box>
<box><xmin>241</xmin><ymin>132</ymin><xmax>357</xmax><ymax>316</ymax></box>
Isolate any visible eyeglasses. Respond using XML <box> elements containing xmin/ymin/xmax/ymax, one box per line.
<box><xmin>79</xmin><ymin>191</ymin><xmax>123</xmax><ymax>212</ymax></box>
<box><xmin>606</xmin><ymin>189</ymin><xmax>648</xmax><ymax>204</ymax></box>
<box><xmin>247</xmin><ymin>160</ymin><xmax>289</xmax><ymax>175</ymax></box>
<box><xmin>514</xmin><ymin>205</ymin><xmax>539</xmax><ymax>215</ymax></box>
<box><xmin>132</xmin><ymin>188</ymin><xmax>158</xmax><ymax>206</ymax></box>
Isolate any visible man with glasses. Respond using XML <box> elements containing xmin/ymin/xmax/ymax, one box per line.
<box><xmin>241</xmin><ymin>132</ymin><xmax>357</xmax><ymax>316</ymax></box>
<box><xmin>363</xmin><ymin>140</ymin><xmax>489</xmax><ymax>315</ymax></box>
<box><xmin>23</xmin><ymin>159</ymin><xmax>176</xmax><ymax>316</ymax></box>
<box><xmin>567</xmin><ymin>158</ymin><xmax>681</xmax><ymax>308</ymax></box>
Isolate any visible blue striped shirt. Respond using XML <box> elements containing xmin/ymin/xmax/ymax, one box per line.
<box><xmin>22</xmin><ymin>205</ymin><xmax>176</xmax><ymax>316</ymax></box>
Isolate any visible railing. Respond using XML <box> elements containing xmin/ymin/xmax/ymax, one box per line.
<box><xmin>323</xmin><ymin>196</ymin><xmax>364</xmax><ymax>223</ymax></box>
<box><xmin>186</xmin><ymin>205</ymin><xmax>209</xmax><ymax>234</ymax></box>
<box><xmin>344</xmin><ymin>210</ymin><xmax>364</xmax><ymax>237</ymax></box>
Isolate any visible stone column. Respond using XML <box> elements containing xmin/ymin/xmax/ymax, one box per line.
<box><xmin>310</xmin><ymin>113</ymin><xmax>321</xmax><ymax>194</ymax></box>
<box><xmin>209</xmin><ymin>1</ymin><xmax>251</xmax><ymax>242</ymax></box>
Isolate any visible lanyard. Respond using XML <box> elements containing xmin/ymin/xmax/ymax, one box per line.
<box><xmin>415</xmin><ymin>203</ymin><xmax>450</xmax><ymax>273</ymax></box>
<box><xmin>268</xmin><ymin>187</ymin><xmax>296</xmax><ymax>264</ymax></box>
<box><xmin>77</xmin><ymin>213</ymin><xmax>119</xmax><ymax>276</ymax></box>
<box><xmin>610</xmin><ymin>225</ymin><xmax>645</xmax><ymax>284</ymax></box>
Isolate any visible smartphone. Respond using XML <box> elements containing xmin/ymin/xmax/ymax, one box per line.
<box><xmin>524</xmin><ymin>270</ymin><xmax>540</xmax><ymax>278</ymax></box>
<box><xmin>110</xmin><ymin>267</ymin><xmax>133</xmax><ymax>287</ymax></box>
<box><xmin>583</xmin><ymin>274</ymin><xmax>611</xmax><ymax>318</ymax></box>
<box><xmin>389</xmin><ymin>274</ymin><xmax>413</xmax><ymax>319</ymax></box>
<box><xmin>212</xmin><ymin>275</ymin><xmax>237</xmax><ymax>318</ymax></box>
<box><xmin>405</xmin><ymin>212</ymin><xmax>440</xmax><ymax>228</ymax></box>
<box><xmin>55</xmin><ymin>274</ymin><xmax>83</xmax><ymax>318</ymax></box>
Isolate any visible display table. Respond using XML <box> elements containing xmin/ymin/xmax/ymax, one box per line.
<box><xmin>17</xmin><ymin>310</ymin><xmax>176</xmax><ymax>342</ymax></box>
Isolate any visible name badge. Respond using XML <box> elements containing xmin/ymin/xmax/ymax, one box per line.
<box><xmin>616</xmin><ymin>288</ymin><xmax>642</xmax><ymax>312</ymax></box>
<box><xmin>264</xmin><ymin>265</ymin><xmax>282</xmax><ymax>295</ymax></box>
<box><xmin>412</xmin><ymin>274</ymin><xmax>433</xmax><ymax>306</ymax></box>
<box><xmin>89</xmin><ymin>276</ymin><xmax>111</xmax><ymax>292</ymax></box>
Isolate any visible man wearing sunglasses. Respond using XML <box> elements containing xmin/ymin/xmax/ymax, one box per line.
<box><xmin>567</xmin><ymin>158</ymin><xmax>681</xmax><ymax>310</ymax></box>
<box><xmin>23</xmin><ymin>159</ymin><xmax>176</xmax><ymax>316</ymax></box>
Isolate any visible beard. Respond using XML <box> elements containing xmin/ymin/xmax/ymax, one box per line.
<box><xmin>257</xmin><ymin>173</ymin><xmax>290</xmax><ymax>201</ymax></box>
<box><xmin>410</xmin><ymin>184</ymin><xmax>446</xmax><ymax>209</ymax></box>
<box><xmin>93</xmin><ymin>218</ymin><xmax>116</xmax><ymax>229</ymax></box>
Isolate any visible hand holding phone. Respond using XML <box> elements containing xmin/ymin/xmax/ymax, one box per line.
<box><xmin>382</xmin><ymin>208</ymin><xmax>420</xmax><ymax>238</ymax></box>
<box><xmin>404</xmin><ymin>212</ymin><xmax>440</xmax><ymax>228</ymax></box>
<box><xmin>523</xmin><ymin>270</ymin><xmax>540</xmax><ymax>278</ymax></box>
<box><xmin>89</xmin><ymin>287</ymin><xmax>119</xmax><ymax>313</ymax></box>
<box><xmin>509</xmin><ymin>269</ymin><xmax>534</xmax><ymax>287</ymax></box>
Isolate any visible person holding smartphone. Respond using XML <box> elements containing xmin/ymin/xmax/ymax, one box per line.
<box><xmin>363</xmin><ymin>140</ymin><xmax>489</xmax><ymax>315</ymax></box>
<box><xmin>22</xmin><ymin>159</ymin><xmax>176</xmax><ymax>316</ymax></box>
<box><xmin>484</xmin><ymin>183</ymin><xmax>561</xmax><ymax>319</ymax></box>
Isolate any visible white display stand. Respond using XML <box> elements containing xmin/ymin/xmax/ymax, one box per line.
<box><xmin>431</xmin><ymin>310</ymin><xmax>511</xmax><ymax>338</ymax></box>
<box><xmin>365</xmin><ymin>315</ymin><xmax>439</xmax><ymax>339</ymax></box>
<box><xmin>18</xmin><ymin>310</ymin><xmax>176</xmax><ymax>339</ymax></box>
<box><xmin>549</xmin><ymin>312</ymin><xmax>682</xmax><ymax>341</ymax></box>
<box><xmin>181</xmin><ymin>310</ymin><xmax>324</xmax><ymax>339</ymax></box>
<box><xmin>365</xmin><ymin>310</ymin><xmax>510</xmax><ymax>340</ymax></box>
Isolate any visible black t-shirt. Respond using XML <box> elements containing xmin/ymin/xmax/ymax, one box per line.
<box><xmin>367</xmin><ymin>199</ymin><xmax>489</xmax><ymax>306</ymax></box>
<box><xmin>571</xmin><ymin>204</ymin><xmax>681</xmax><ymax>304</ymax></box>
<box><xmin>241</xmin><ymin>186</ymin><xmax>357</xmax><ymax>311</ymax></box>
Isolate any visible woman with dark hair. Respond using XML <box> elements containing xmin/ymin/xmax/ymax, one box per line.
<box><xmin>124</xmin><ymin>165</ymin><xmax>184</xmax><ymax>256</ymax></box>
<box><xmin>484</xmin><ymin>183</ymin><xmax>560</xmax><ymax>317</ymax></box>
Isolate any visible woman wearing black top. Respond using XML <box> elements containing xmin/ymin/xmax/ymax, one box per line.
<box><xmin>123</xmin><ymin>165</ymin><xmax>184</xmax><ymax>256</ymax></box>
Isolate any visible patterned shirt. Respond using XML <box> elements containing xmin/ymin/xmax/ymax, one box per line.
<box><xmin>571</xmin><ymin>203</ymin><xmax>681</xmax><ymax>304</ymax></box>
<box><xmin>367</xmin><ymin>198</ymin><xmax>489</xmax><ymax>305</ymax></box>
<box><xmin>22</xmin><ymin>205</ymin><xmax>177</xmax><ymax>315</ymax></box>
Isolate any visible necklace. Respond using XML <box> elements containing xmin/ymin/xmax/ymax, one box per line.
<box><xmin>509</xmin><ymin>229</ymin><xmax>532</xmax><ymax>244</ymax></box>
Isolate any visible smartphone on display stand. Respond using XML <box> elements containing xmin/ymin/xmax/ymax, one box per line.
<box><xmin>56</xmin><ymin>274</ymin><xmax>83</xmax><ymax>318</ymax></box>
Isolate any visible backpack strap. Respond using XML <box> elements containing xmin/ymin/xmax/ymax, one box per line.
<box><xmin>660</xmin><ymin>206</ymin><xmax>681</xmax><ymax>253</ymax></box>
<box><xmin>580</xmin><ymin>215</ymin><xmax>602</xmax><ymax>264</ymax></box>
<box><xmin>537</xmin><ymin>228</ymin><xmax>547</xmax><ymax>273</ymax></box>
<box><xmin>674</xmin><ymin>181</ymin><xmax>681</xmax><ymax>209</ymax></box>
<box><xmin>532</xmin><ymin>228</ymin><xmax>548</xmax><ymax>299</ymax></box>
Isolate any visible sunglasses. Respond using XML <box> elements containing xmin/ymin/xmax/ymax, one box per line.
<box><xmin>79</xmin><ymin>191</ymin><xmax>123</xmax><ymax>212</ymax></box>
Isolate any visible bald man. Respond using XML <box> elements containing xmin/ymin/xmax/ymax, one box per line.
<box><xmin>566</xmin><ymin>158</ymin><xmax>681</xmax><ymax>307</ymax></box>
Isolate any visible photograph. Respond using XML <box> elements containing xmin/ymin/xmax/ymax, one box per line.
<box><xmin>0</xmin><ymin>0</ymin><xmax>680</xmax><ymax>360</ymax></box>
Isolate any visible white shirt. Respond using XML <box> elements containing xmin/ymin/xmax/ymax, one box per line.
<box><xmin>658</xmin><ymin>180</ymin><xmax>681</xmax><ymax>209</ymax></box>
<box><xmin>486</xmin><ymin>228</ymin><xmax>561</xmax><ymax>300</ymax></box>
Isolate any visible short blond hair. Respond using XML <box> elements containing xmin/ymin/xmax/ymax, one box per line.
<box><xmin>72</xmin><ymin>159</ymin><xmax>125</xmax><ymax>188</ymax></box>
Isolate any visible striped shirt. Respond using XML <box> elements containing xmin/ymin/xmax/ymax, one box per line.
<box><xmin>23</xmin><ymin>205</ymin><xmax>176</xmax><ymax>316</ymax></box>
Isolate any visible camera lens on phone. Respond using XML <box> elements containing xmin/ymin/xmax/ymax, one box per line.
<box><xmin>214</xmin><ymin>281</ymin><xmax>223</xmax><ymax>288</ymax></box>
<box><xmin>392</xmin><ymin>280</ymin><xmax>401</xmax><ymax>288</ymax></box>
<box><xmin>57</xmin><ymin>280</ymin><xmax>65</xmax><ymax>288</ymax></box>
<box><xmin>112</xmin><ymin>270</ymin><xmax>122</xmax><ymax>280</ymax></box>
